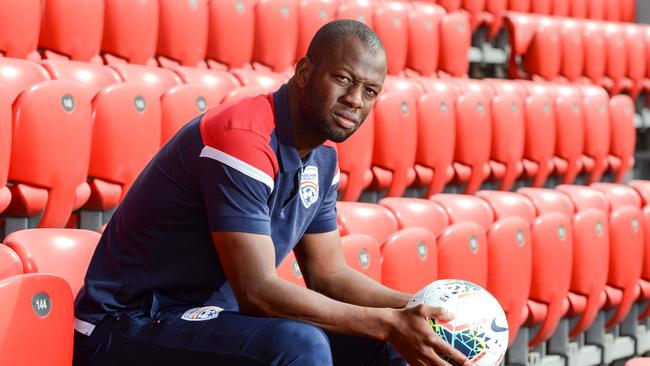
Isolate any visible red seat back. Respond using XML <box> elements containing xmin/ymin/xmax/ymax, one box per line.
<box><xmin>0</xmin><ymin>58</ymin><xmax>50</xmax><ymax>101</ymax></box>
<box><xmin>608</xmin><ymin>95</ymin><xmax>636</xmax><ymax>183</ymax></box>
<box><xmin>436</xmin><ymin>222</ymin><xmax>488</xmax><ymax>288</ymax></box>
<box><xmin>336</xmin><ymin>110</ymin><xmax>374</xmax><ymax>201</ymax></box>
<box><xmin>157</xmin><ymin>0</ymin><xmax>209</xmax><ymax>67</ymax></box>
<box><xmin>476</xmin><ymin>190</ymin><xmax>537</xmax><ymax>223</ymax></box>
<box><xmin>41</xmin><ymin>60</ymin><xmax>122</xmax><ymax>96</ymax></box>
<box><xmin>342</xmin><ymin>234</ymin><xmax>382</xmax><ymax>282</ymax></box>
<box><xmin>588</xmin><ymin>0</ymin><xmax>606</xmax><ymax>20</ymax></box>
<box><xmin>583</xmin><ymin>21</ymin><xmax>606</xmax><ymax>83</ymax></box>
<box><xmin>101</xmin><ymin>0</ymin><xmax>158</xmax><ymax>65</ymax></box>
<box><xmin>110</xmin><ymin>64</ymin><xmax>182</xmax><ymax>96</ymax></box>
<box><xmin>523</xmin><ymin>17</ymin><xmax>561</xmax><ymax>80</ymax></box>
<box><xmin>207</xmin><ymin>0</ymin><xmax>256</xmax><ymax>69</ymax></box>
<box><xmin>553</xmin><ymin>85</ymin><xmax>585</xmax><ymax>184</ymax></box>
<box><xmin>4</xmin><ymin>229</ymin><xmax>101</xmax><ymax>298</ymax></box>
<box><xmin>0</xmin><ymin>273</ymin><xmax>73</xmax><ymax>366</ymax></box>
<box><xmin>603</xmin><ymin>23</ymin><xmax>627</xmax><ymax>93</ymax></box>
<box><xmin>381</xmin><ymin>227</ymin><xmax>437</xmax><ymax>293</ymax></box>
<box><xmin>406</xmin><ymin>3</ymin><xmax>443</xmax><ymax>77</ymax></box>
<box><xmin>172</xmin><ymin>67</ymin><xmax>239</xmax><ymax>97</ymax></box>
<box><xmin>580</xmin><ymin>85</ymin><xmax>610</xmax><ymax>183</ymax></box>
<box><xmin>431</xmin><ymin>194</ymin><xmax>494</xmax><ymax>231</ymax></box>
<box><xmin>336</xmin><ymin>202</ymin><xmax>398</xmax><ymax>244</ymax></box>
<box><xmin>625</xmin><ymin>24</ymin><xmax>646</xmax><ymax>96</ymax></box>
<box><xmin>490</xmin><ymin>91</ymin><xmax>525</xmax><ymax>190</ymax></box>
<box><xmin>559</xmin><ymin>19</ymin><xmax>584</xmax><ymax>81</ymax></box>
<box><xmin>254</xmin><ymin>0</ymin><xmax>299</xmax><ymax>72</ymax></box>
<box><xmin>336</xmin><ymin>0</ymin><xmax>375</xmax><ymax>28</ymax></box>
<box><xmin>0</xmin><ymin>245</ymin><xmax>22</xmax><ymax>280</ymax></box>
<box><xmin>374</xmin><ymin>1</ymin><xmax>409</xmax><ymax>76</ymax></box>
<box><xmin>379</xmin><ymin>197</ymin><xmax>449</xmax><ymax>235</ymax></box>
<box><xmin>0</xmin><ymin>0</ymin><xmax>41</xmax><ymax>59</ymax></box>
<box><xmin>161</xmin><ymin>84</ymin><xmax>222</xmax><ymax>145</ymax></box>
<box><xmin>521</xmin><ymin>91</ymin><xmax>555</xmax><ymax>187</ymax></box>
<box><xmin>570</xmin><ymin>0</ymin><xmax>588</xmax><ymax>18</ymax></box>
<box><xmin>454</xmin><ymin>90</ymin><xmax>491</xmax><ymax>194</ymax></box>
<box><xmin>296</xmin><ymin>0</ymin><xmax>337</xmax><ymax>61</ymax></box>
<box><xmin>439</xmin><ymin>12</ymin><xmax>471</xmax><ymax>76</ymax></box>
<box><xmin>38</xmin><ymin>0</ymin><xmax>104</xmax><ymax>62</ymax></box>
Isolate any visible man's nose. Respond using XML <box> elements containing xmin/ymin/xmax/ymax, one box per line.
<box><xmin>341</xmin><ymin>86</ymin><xmax>364</xmax><ymax>109</ymax></box>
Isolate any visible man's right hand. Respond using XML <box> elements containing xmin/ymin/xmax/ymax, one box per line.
<box><xmin>386</xmin><ymin>305</ymin><xmax>472</xmax><ymax>366</ymax></box>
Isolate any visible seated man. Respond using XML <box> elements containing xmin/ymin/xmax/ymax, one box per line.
<box><xmin>73</xmin><ymin>19</ymin><xmax>469</xmax><ymax>366</ymax></box>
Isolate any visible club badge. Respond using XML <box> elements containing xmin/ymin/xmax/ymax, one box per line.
<box><xmin>300</xmin><ymin>165</ymin><xmax>319</xmax><ymax>208</ymax></box>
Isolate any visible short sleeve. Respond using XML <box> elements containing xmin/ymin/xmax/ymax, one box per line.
<box><xmin>196</xmin><ymin>130</ymin><xmax>277</xmax><ymax>235</ymax></box>
<box><xmin>305</xmin><ymin>169</ymin><xmax>339</xmax><ymax>234</ymax></box>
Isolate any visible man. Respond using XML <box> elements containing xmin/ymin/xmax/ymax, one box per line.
<box><xmin>73</xmin><ymin>20</ymin><xmax>470</xmax><ymax>366</ymax></box>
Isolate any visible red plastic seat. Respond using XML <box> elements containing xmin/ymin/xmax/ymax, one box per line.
<box><xmin>629</xmin><ymin>180</ymin><xmax>650</xmax><ymax>317</ymax></box>
<box><xmin>583</xmin><ymin>21</ymin><xmax>606</xmax><ymax>84</ymax></box>
<box><xmin>161</xmin><ymin>84</ymin><xmax>222</xmax><ymax>145</ymax></box>
<box><xmin>431</xmin><ymin>194</ymin><xmax>494</xmax><ymax>231</ymax></box>
<box><xmin>6</xmin><ymin>81</ymin><xmax>93</xmax><ymax>228</ymax></box>
<box><xmin>253</xmin><ymin>0</ymin><xmax>299</xmax><ymax>74</ymax></box>
<box><xmin>0</xmin><ymin>273</ymin><xmax>74</xmax><ymax>366</ymax></box>
<box><xmin>503</xmin><ymin>12</ymin><xmax>538</xmax><ymax>79</ymax></box>
<box><xmin>41</xmin><ymin>59</ymin><xmax>122</xmax><ymax>96</ymax></box>
<box><xmin>452</xmin><ymin>90</ymin><xmax>491</xmax><ymax>194</ymax></box>
<box><xmin>550</xmin><ymin>0</ymin><xmax>568</xmax><ymax>16</ymax></box>
<box><xmin>276</xmin><ymin>250</ymin><xmax>306</xmax><ymax>287</ymax></box>
<box><xmin>0</xmin><ymin>58</ymin><xmax>51</xmax><ymax>101</ymax></box>
<box><xmin>590</xmin><ymin>183</ymin><xmax>644</xmax><ymax>328</ymax></box>
<box><xmin>488</xmin><ymin>90</ymin><xmax>525</xmax><ymax>190</ymax></box>
<box><xmin>336</xmin><ymin>202</ymin><xmax>398</xmax><ymax>244</ymax></box>
<box><xmin>110</xmin><ymin>63</ymin><xmax>182</xmax><ymax>96</ymax></box>
<box><xmin>604</xmin><ymin>0</ymin><xmax>620</xmax><ymax>22</ymax></box>
<box><xmin>223</xmin><ymin>85</ymin><xmax>276</xmax><ymax>103</ymax></box>
<box><xmin>570</xmin><ymin>0</ymin><xmax>588</xmax><ymax>18</ymax></box>
<box><xmin>368</xmin><ymin>91</ymin><xmax>417</xmax><ymax>197</ymax></box>
<box><xmin>207</xmin><ymin>0</ymin><xmax>256</xmax><ymax>70</ymax></box>
<box><xmin>521</xmin><ymin>90</ymin><xmax>556</xmax><ymax>187</ymax></box>
<box><xmin>4</xmin><ymin>229</ymin><xmax>101</xmax><ymax>297</ymax></box>
<box><xmin>336</xmin><ymin>0</ymin><xmax>375</xmax><ymax>28</ymax></box>
<box><xmin>437</xmin><ymin>0</ymin><xmax>461</xmax><ymax>12</ymax></box>
<box><xmin>379</xmin><ymin>197</ymin><xmax>449</xmax><ymax>235</ymax></box>
<box><xmin>554</xmin><ymin>185</ymin><xmax>610</xmax><ymax>337</ymax></box>
<box><xmin>0</xmin><ymin>245</ymin><xmax>22</xmax><ymax>280</ymax></box>
<box><xmin>516</xmin><ymin>188</ymin><xmax>573</xmax><ymax>347</ymax></box>
<box><xmin>436</xmin><ymin>222</ymin><xmax>488</xmax><ymax>288</ymax></box>
<box><xmin>0</xmin><ymin>0</ymin><xmax>41</xmax><ymax>59</ymax></box>
<box><xmin>626</xmin><ymin>359</ymin><xmax>650</xmax><ymax>366</ymax></box>
<box><xmin>374</xmin><ymin>1</ymin><xmax>409</xmax><ymax>76</ymax></box>
<box><xmin>157</xmin><ymin>0</ymin><xmax>209</xmax><ymax>68</ymax></box>
<box><xmin>484</xmin><ymin>0</ymin><xmax>507</xmax><ymax>38</ymax></box>
<box><xmin>381</xmin><ymin>227</ymin><xmax>437</xmax><ymax>294</ymax></box>
<box><xmin>462</xmin><ymin>0</ymin><xmax>491</xmax><ymax>31</ymax></box>
<box><xmin>552</xmin><ymin>85</ymin><xmax>585</xmax><ymax>184</ymax></box>
<box><xmin>608</xmin><ymin>95</ymin><xmax>636</xmax><ymax>183</ymax></box>
<box><xmin>559</xmin><ymin>19</ymin><xmax>584</xmax><ymax>82</ymax></box>
<box><xmin>101</xmin><ymin>0</ymin><xmax>158</xmax><ymax>65</ymax></box>
<box><xmin>587</xmin><ymin>0</ymin><xmax>606</xmax><ymax>20</ymax></box>
<box><xmin>438</xmin><ymin>12</ymin><xmax>471</xmax><ymax>77</ymax></box>
<box><xmin>621</xmin><ymin>0</ymin><xmax>636</xmax><ymax>22</ymax></box>
<box><xmin>83</xmin><ymin>83</ymin><xmax>161</xmax><ymax>212</ymax></box>
<box><xmin>0</xmin><ymin>88</ymin><xmax>12</xmax><ymax>214</ymax></box>
<box><xmin>579</xmin><ymin>85</ymin><xmax>610</xmax><ymax>184</ymax></box>
<box><xmin>172</xmin><ymin>67</ymin><xmax>239</xmax><ymax>97</ymax></box>
<box><xmin>337</xmin><ymin>110</ymin><xmax>374</xmax><ymax>201</ymax></box>
<box><xmin>530</xmin><ymin>0</ymin><xmax>551</xmax><ymax>14</ymax></box>
<box><xmin>406</xmin><ymin>3</ymin><xmax>443</xmax><ymax>77</ymax></box>
<box><xmin>341</xmin><ymin>234</ymin><xmax>381</xmax><ymax>282</ymax></box>
<box><xmin>623</xmin><ymin>24</ymin><xmax>646</xmax><ymax>97</ymax></box>
<box><xmin>412</xmin><ymin>82</ymin><xmax>456</xmax><ymax>196</ymax></box>
<box><xmin>508</xmin><ymin>0</ymin><xmax>530</xmax><ymax>13</ymax></box>
<box><xmin>523</xmin><ymin>17</ymin><xmax>561</xmax><ymax>80</ymax></box>
<box><xmin>601</xmin><ymin>23</ymin><xmax>627</xmax><ymax>94</ymax></box>
<box><xmin>38</xmin><ymin>0</ymin><xmax>104</xmax><ymax>62</ymax></box>
<box><xmin>296</xmin><ymin>0</ymin><xmax>337</xmax><ymax>61</ymax></box>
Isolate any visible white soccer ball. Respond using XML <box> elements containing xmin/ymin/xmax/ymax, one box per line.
<box><xmin>407</xmin><ymin>279</ymin><xmax>508</xmax><ymax>365</ymax></box>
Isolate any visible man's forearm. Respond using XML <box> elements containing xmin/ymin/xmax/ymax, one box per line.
<box><xmin>309</xmin><ymin>266</ymin><xmax>412</xmax><ymax>309</ymax></box>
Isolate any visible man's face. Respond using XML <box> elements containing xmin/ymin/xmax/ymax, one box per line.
<box><xmin>300</xmin><ymin>36</ymin><xmax>387</xmax><ymax>143</ymax></box>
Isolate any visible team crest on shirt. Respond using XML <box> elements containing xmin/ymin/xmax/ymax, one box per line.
<box><xmin>300</xmin><ymin>165</ymin><xmax>319</xmax><ymax>208</ymax></box>
<box><xmin>181</xmin><ymin>306</ymin><xmax>224</xmax><ymax>321</ymax></box>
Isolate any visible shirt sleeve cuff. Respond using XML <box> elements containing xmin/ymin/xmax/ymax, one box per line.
<box><xmin>304</xmin><ymin>217</ymin><xmax>338</xmax><ymax>234</ymax></box>
<box><xmin>209</xmin><ymin>216</ymin><xmax>271</xmax><ymax>236</ymax></box>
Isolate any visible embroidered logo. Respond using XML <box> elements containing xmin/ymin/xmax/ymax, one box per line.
<box><xmin>181</xmin><ymin>306</ymin><xmax>224</xmax><ymax>321</ymax></box>
<box><xmin>300</xmin><ymin>165</ymin><xmax>319</xmax><ymax>208</ymax></box>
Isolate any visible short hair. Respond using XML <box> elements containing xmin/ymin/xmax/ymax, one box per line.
<box><xmin>306</xmin><ymin>19</ymin><xmax>385</xmax><ymax>63</ymax></box>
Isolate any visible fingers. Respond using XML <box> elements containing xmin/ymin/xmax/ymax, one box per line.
<box><xmin>428</xmin><ymin>335</ymin><xmax>471</xmax><ymax>366</ymax></box>
<box><xmin>415</xmin><ymin>304</ymin><xmax>455</xmax><ymax>322</ymax></box>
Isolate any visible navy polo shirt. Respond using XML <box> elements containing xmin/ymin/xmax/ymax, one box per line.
<box><xmin>75</xmin><ymin>85</ymin><xmax>340</xmax><ymax>324</ymax></box>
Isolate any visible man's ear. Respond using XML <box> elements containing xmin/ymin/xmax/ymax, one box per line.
<box><xmin>294</xmin><ymin>56</ymin><xmax>314</xmax><ymax>88</ymax></box>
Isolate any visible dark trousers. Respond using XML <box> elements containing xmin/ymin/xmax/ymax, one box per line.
<box><xmin>73</xmin><ymin>308</ymin><xmax>406</xmax><ymax>366</ymax></box>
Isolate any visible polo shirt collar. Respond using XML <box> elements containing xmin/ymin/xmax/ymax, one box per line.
<box><xmin>273</xmin><ymin>84</ymin><xmax>303</xmax><ymax>172</ymax></box>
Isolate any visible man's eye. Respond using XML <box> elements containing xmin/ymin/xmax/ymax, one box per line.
<box><xmin>336</xmin><ymin>76</ymin><xmax>352</xmax><ymax>86</ymax></box>
<box><xmin>364</xmin><ymin>87</ymin><xmax>377</xmax><ymax>97</ymax></box>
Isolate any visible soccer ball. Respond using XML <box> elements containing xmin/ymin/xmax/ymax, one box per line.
<box><xmin>407</xmin><ymin>279</ymin><xmax>508</xmax><ymax>365</ymax></box>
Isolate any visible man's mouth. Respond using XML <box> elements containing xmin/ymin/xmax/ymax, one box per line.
<box><xmin>333</xmin><ymin>112</ymin><xmax>358</xmax><ymax>129</ymax></box>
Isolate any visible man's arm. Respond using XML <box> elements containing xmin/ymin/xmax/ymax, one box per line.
<box><xmin>294</xmin><ymin>230</ymin><xmax>411</xmax><ymax>309</ymax></box>
<box><xmin>212</xmin><ymin>231</ymin><xmax>470</xmax><ymax>366</ymax></box>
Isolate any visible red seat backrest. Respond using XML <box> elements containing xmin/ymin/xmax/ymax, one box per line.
<box><xmin>254</xmin><ymin>0</ymin><xmax>299</xmax><ymax>72</ymax></box>
<box><xmin>296</xmin><ymin>0</ymin><xmax>337</xmax><ymax>61</ymax></box>
<box><xmin>381</xmin><ymin>227</ymin><xmax>437</xmax><ymax>294</ymax></box>
<box><xmin>454</xmin><ymin>90</ymin><xmax>491</xmax><ymax>194</ymax></box>
<box><xmin>336</xmin><ymin>202</ymin><xmax>399</xmax><ymax>244</ymax></box>
<box><xmin>373</xmin><ymin>1</ymin><xmax>409</xmax><ymax>76</ymax></box>
<box><xmin>608</xmin><ymin>95</ymin><xmax>636</xmax><ymax>183</ymax></box>
<box><xmin>101</xmin><ymin>0</ymin><xmax>158</xmax><ymax>65</ymax></box>
<box><xmin>110</xmin><ymin>64</ymin><xmax>182</xmax><ymax>97</ymax></box>
<box><xmin>0</xmin><ymin>58</ymin><xmax>51</xmax><ymax>102</ymax></box>
<box><xmin>553</xmin><ymin>85</ymin><xmax>585</xmax><ymax>184</ymax></box>
<box><xmin>625</xmin><ymin>24</ymin><xmax>646</xmax><ymax>93</ymax></box>
<box><xmin>207</xmin><ymin>0</ymin><xmax>256</xmax><ymax>69</ymax></box>
<box><xmin>523</xmin><ymin>17</ymin><xmax>561</xmax><ymax>80</ymax></box>
<box><xmin>583</xmin><ymin>21</ymin><xmax>606</xmax><ymax>83</ymax></box>
<box><xmin>336</xmin><ymin>110</ymin><xmax>374</xmax><ymax>201</ymax></box>
<box><xmin>157</xmin><ymin>0</ymin><xmax>209</xmax><ymax>67</ymax></box>
<box><xmin>379</xmin><ymin>197</ymin><xmax>449</xmax><ymax>235</ymax></box>
<box><xmin>406</xmin><ymin>3</ymin><xmax>443</xmax><ymax>77</ymax></box>
<box><xmin>336</xmin><ymin>0</ymin><xmax>375</xmax><ymax>28</ymax></box>
<box><xmin>431</xmin><ymin>194</ymin><xmax>494</xmax><ymax>230</ymax></box>
<box><xmin>41</xmin><ymin>60</ymin><xmax>122</xmax><ymax>96</ymax></box>
<box><xmin>0</xmin><ymin>0</ymin><xmax>41</xmax><ymax>59</ymax></box>
<box><xmin>580</xmin><ymin>85</ymin><xmax>610</xmax><ymax>183</ymax></box>
<box><xmin>172</xmin><ymin>67</ymin><xmax>239</xmax><ymax>98</ymax></box>
<box><xmin>342</xmin><ymin>234</ymin><xmax>382</xmax><ymax>282</ymax></box>
<box><xmin>439</xmin><ymin>12</ymin><xmax>471</xmax><ymax>76</ymax></box>
<box><xmin>490</xmin><ymin>91</ymin><xmax>525</xmax><ymax>190</ymax></box>
<box><xmin>436</xmin><ymin>222</ymin><xmax>488</xmax><ymax>288</ymax></box>
<box><xmin>559</xmin><ymin>19</ymin><xmax>584</xmax><ymax>81</ymax></box>
<box><xmin>161</xmin><ymin>84</ymin><xmax>223</xmax><ymax>145</ymax></box>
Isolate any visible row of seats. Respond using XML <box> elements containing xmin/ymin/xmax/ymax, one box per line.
<box><xmin>506</xmin><ymin>11</ymin><xmax>650</xmax><ymax>96</ymax></box>
<box><xmin>338</xmin><ymin>76</ymin><xmax>636</xmax><ymax>201</ymax></box>
<box><xmin>278</xmin><ymin>181</ymin><xmax>650</xmax><ymax>364</ymax></box>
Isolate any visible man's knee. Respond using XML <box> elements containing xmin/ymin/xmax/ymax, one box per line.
<box><xmin>255</xmin><ymin>320</ymin><xmax>332</xmax><ymax>365</ymax></box>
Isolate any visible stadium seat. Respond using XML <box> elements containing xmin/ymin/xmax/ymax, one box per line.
<box><xmin>0</xmin><ymin>245</ymin><xmax>22</xmax><ymax>280</ymax></box>
<box><xmin>503</xmin><ymin>12</ymin><xmax>539</xmax><ymax>79</ymax></box>
<box><xmin>253</xmin><ymin>0</ymin><xmax>299</xmax><ymax>74</ymax></box>
<box><xmin>373</xmin><ymin>1</ymin><xmax>409</xmax><ymax>76</ymax></box>
<box><xmin>341</xmin><ymin>234</ymin><xmax>381</xmax><ymax>282</ymax></box>
<box><xmin>523</xmin><ymin>17</ymin><xmax>561</xmax><ymax>80</ymax></box>
<box><xmin>554</xmin><ymin>185</ymin><xmax>610</xmax><ymax>337</ymax></box>
<box><xmin>0</xmin><ymin>0</ymin><xmax>41</xmax><ymax>59</ymax></box>
<box><xmin>552</xmin><ymin>85</ymin><xmax>585</xmax><ymax>184</ymax></box>
<box><xmin>5</xmin><ymin>81</ymin><xmax>93</xmax><ymax>229</ymax></box>
<box><xmin>626</xmin><ymin>359</ymin><xmax>650</xmax><ymax>366</ymax></box>
<box><xmin>508</xmin><ymin>0</ymin><xmax>530</xmax><ymax>13</ymax></box>
<box><xmin>488</xmin><ymin>88</ymin><xmax>525</xmax><ymax>190</ymax></box>
<box><xmin>604</xmin><ymin>0</ymin><xmax>621</xmax><ymax>22</ymax></box>
<box><xmin>83</xmin><ymin>83</ymin><xmax>161</xmax><ymax>213</ymax></box>
<box><xmin>296</xmin><ymin>0</ymin><xmax>337</xmax><ymax>62</ymax></box>
<box><xmin>110</xmin><ymin>63</ymin><xmax>182</xmax><ymax>96</ymax></box>
<box><xmin>530</xmin><ymin>0</ymin><xmax>551</xmax><ymax>14</ymax></box>
<box><xmin>172</xmin><ymin>67</ymin><xmax>239</xmax><ymax>97</ymax></box>
<box><xmin>0</xmin><ymin>273</ymin><xmax>74</xmax><ymax>366</ymax></box>
<box><xmin>0</xmin><ymin>58</ymin><xmax>51</xmax><ymax>101</ymax></box>
<box><xmin>41</xmin><ymin>59</ymin><xmax>122</xmax><ymax>96</ymax></box>
<box><xmin>462</xmin><ymin>0</ymin><xmax>492</xmax><ymax>32</ymax></box>
<box><xmin>368</xmin><ymin>91</ymin><xmax>417</xmax><ymax>197</ymax></box>
<box><xmin>437</xmin><ymin>0</ymin><xmax>461</xmax><ymax>12</ymax></box>
<box><xmin>206</xmin><ymin>0</ymin><xmax>256</xmax><ymax>70</ymax></box>
<box><xmin>4</xmin><ymin>229</ymin><xmax>101</xmax><ymax>297</ymax></box>
<box><xmin>161</xmin><ymin>84</ymin><xmax>222</xmax><ymax>145</ymax></box>
<box><xmin>590</xmin><ymin>183</ymin><xmax>644</xmax><ymax>329</ymax></box>
<box><xmin>579</xmin><ymin>85</ymin><xmax>610</xmax><ymax>184</ymax></box>
<box><xmin>157</xmin><ymin>0</ymin><xmax>209</xmax><ymax>68</ymax></box>
<box><xmin>276</xmin><ymin>250</ymin><xmax>306</xmax><ymax>287</ymax></box>
<box><xmin>570</xmin><ymin>0</ymin><xmax>588</xmax><ymax>18</ymax></box>
<box><xmin>484</xmin><ymin>0</ymin><xmax>507</xmax><ymax>38</ymax></box>
<box><xmin>452</xmin><ymin>90</ymin><xmax>491</xmax><ymax>194</ymax></box>
<box><xmin>0</xmin><ymin>88</ymin><xmax>12</xmax><ymax>214</ymax></box>
<box><xmin>588</xmin><ymin>0</ymin><xmax>606</xmax><ymax>20</ymax></box>
<box><xmin>336</xmin><ymin>202</ymin><xmax>398</xmax><ymax>244</ymax></box>
<box><xmin>602</xmin><ymin>23</ymin><xmax>627</xmax><ymax>94</ymax></box>
<box><xmin>621</xmin><ymin>0</ymin><xmax>636</xmax><ymax>22</ymax></box>
<box><xmin>583</xmin><ymin>21</ymin><xmax>607</xmax><ymax>85</ymax></box>
<box><xmin>550</xmin><ymin>0</ymin><xmax>568</xmax><ymax>16</ymax></box>
<box><xmin>520</xmin><ymin>89</ymin><xmax>556</xmax><ymax>187</ymax></box>
<box><xmin>438</xmin><ymin>12</ymin><xmax>471</xmax><ymax>77</ymax></box>
<box><xmin>608</xmin><ymin>95</ymin><xmax>636</xmax><ymax>183</ymax></box>
<box><xmin>405</xmin><ymin>3</ymin><xmax>443</xmax><ymax>77</ymax></box>
<box><xmin>379</xmin><ymin>197</ymin><xmax>449</xmax><ymax>235</ymax></box>
<box><xmin>101</xmin><ymin>0</ymin><xmax>158</xmax><ymax>65</ymax></box>
<box><xmin>559</xmin><ymin>19</ymin><xmax>584</xmax><ymax>82</ymax></box>
<box><xmin>623</xmin><ymin>24</ymin><xmax>646</xmax><ymax>97</ymax></box>
<box><xmin>435</xmin><ymin>221</ymin><xmax>488</xmax><ymax>288</ymax></box>
<box><xmin>337</xmin><ymin>110</ymin><xmax>374</xmax><ymax>201</ymax></box>
<box><xmin>412</xmin><ymin>82</ymin><xmax>456</xmax><ymax>196</ymax></box>
<box><xmin>38</xmin><ymin>0</ymin><xmax>104</xmax><ymax>62</ymax></box>
<box><xmin>223</xmin><ymin>85</ymin><xmax>277</xmax><ymax>103</ymax></box>
<box><xmin>431</xmin><ymin>194</ymin><xmax>494</xmax><ymax>230</ymax></box>
<box><xmin>336</xmin><ymin>0</ymin><xmax>375</xmax><ymax>29</ymax></box>
<box><xmin>381</xmin><ymin>227</ymin><xmax>437</xmax><ymax>294</ymax></box>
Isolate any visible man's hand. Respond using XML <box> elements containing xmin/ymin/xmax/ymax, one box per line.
<box><xmin>386</xmin><ymin>305</ymin><xmax>472</xmax><ymax>366</ymax></box>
